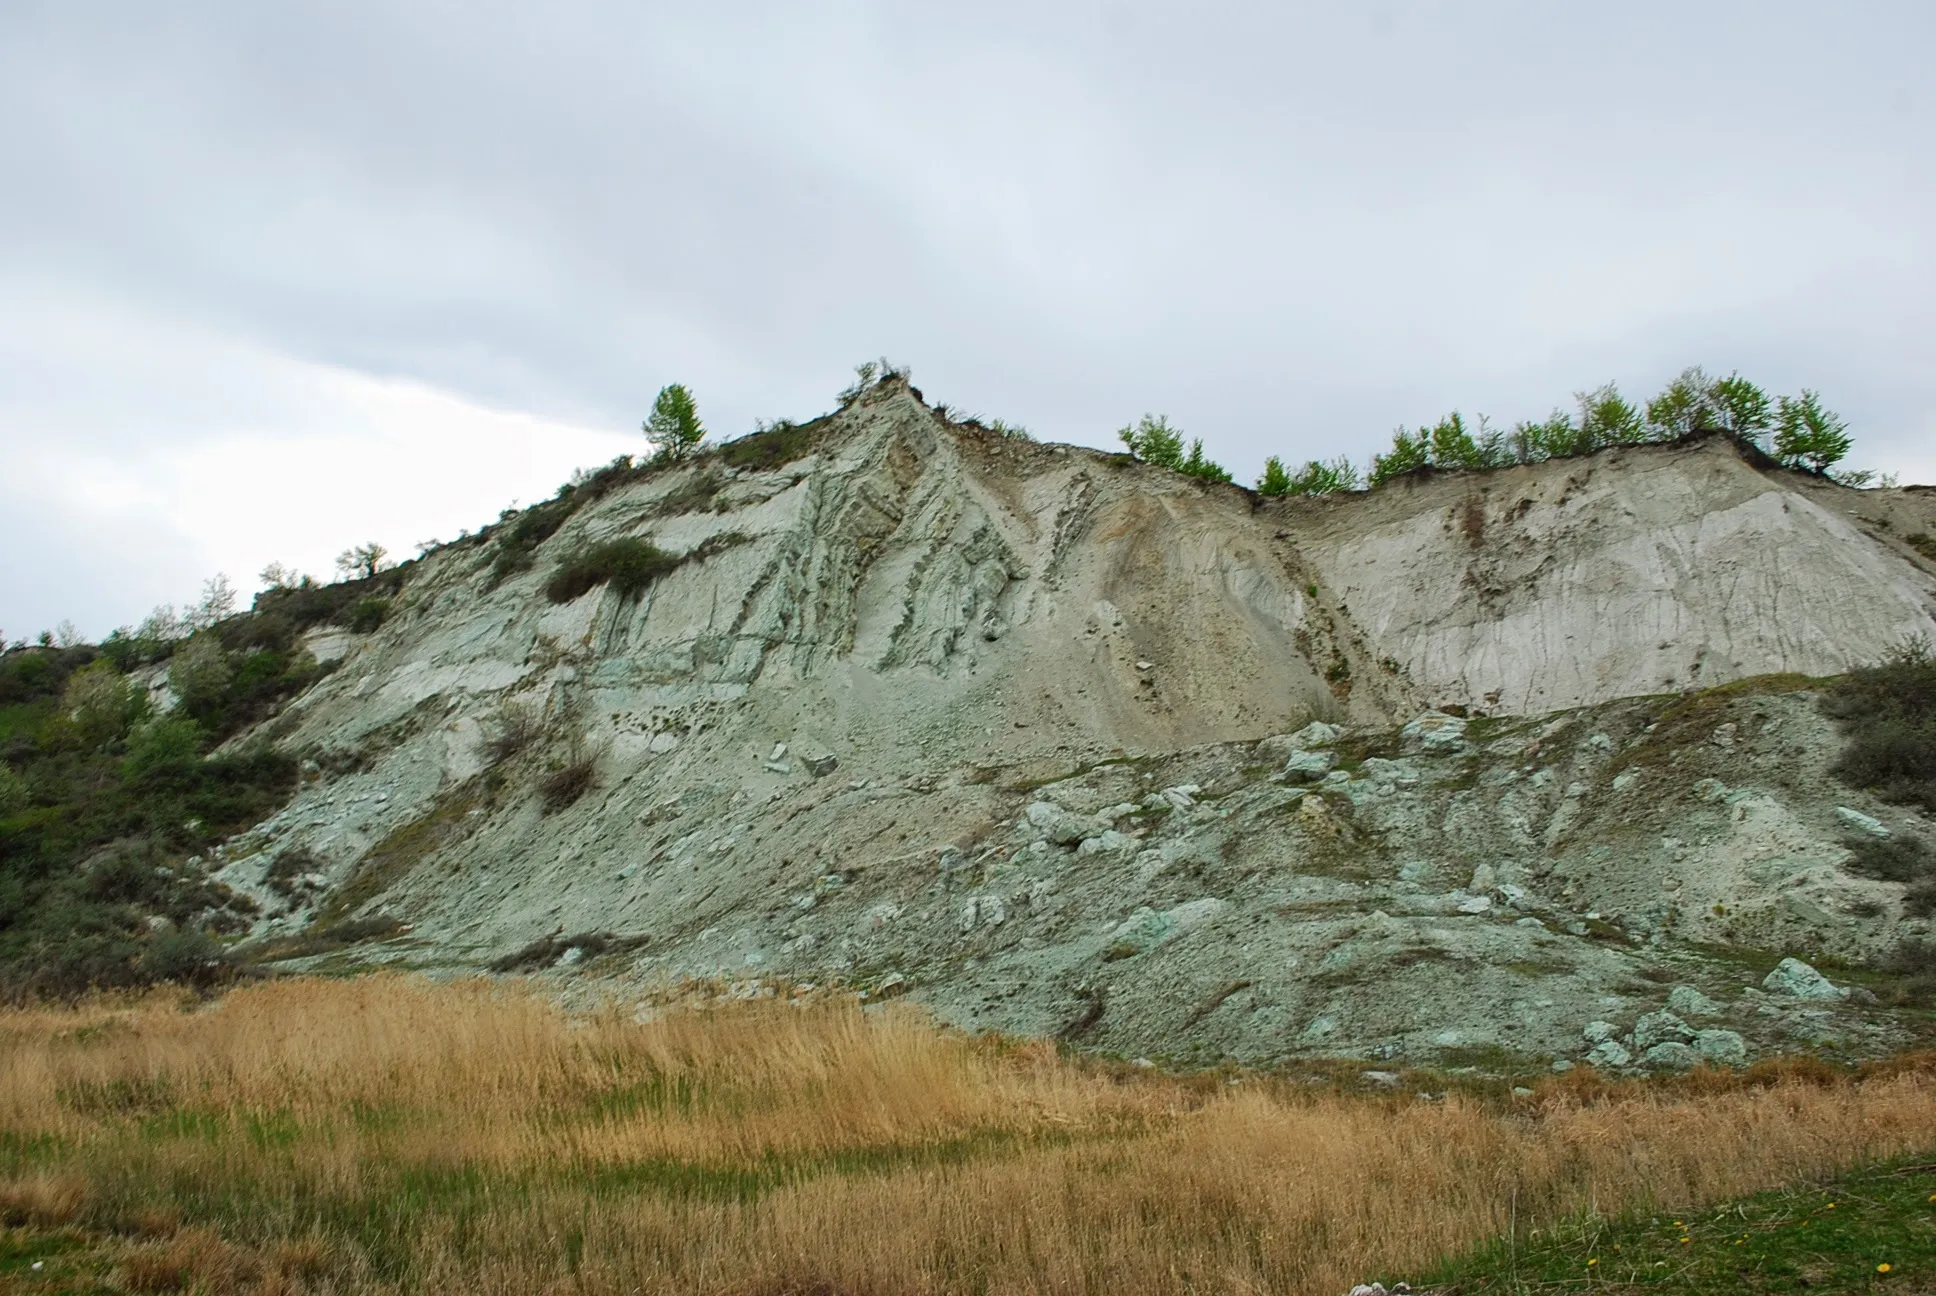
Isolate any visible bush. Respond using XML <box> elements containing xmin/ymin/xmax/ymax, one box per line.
<box><xmin>1287</xmin><ymin>456</ymin><xmax>1362</xmax><ymax>496</ymax></box>
<box><xmin>347</xmin><ymin>597</ymin><xmax>391</xmax><ymax>634</ymax></box>
<box><xmin>482</xmin><ymin>702</ymin><xmax>543</xmax><ymax>766</ymax></box>
<box><xmin>1842</xmin><ymin>833</ymin><xmax>1932</xmax><ymax>883</ymax></box>
<box><xmin>1825</xmin><ymin>637</ymin><xmax>1936</xmax><ymax>812</ymax></box>
<box><xmin>1118</xmin><ymin>414</ymin><xmax>1232</xmax><ymax>483</ymax></box>
<box><xmin>539</xmin><ymin>756</ymin><xmax>595</xmax><ymax>813</ymax></box>
<box><xmin>1257</xmin><ymin>456</ymin><xmax>1291</xmax><ymax>497</ymax></box>
<box><xmin>544</xmin><ymin>539</ymin><xmax>682</xmax><ymax>604</ymax></box>
<box><xmin>1774</xmin><ymin>389</ymin><xmax>1852</xmax><ymax>474</ymax></box>
<box><xmin>719</xmin><ymin>418</ymin><xmax>824</xmax><ymax>471</ymax></box>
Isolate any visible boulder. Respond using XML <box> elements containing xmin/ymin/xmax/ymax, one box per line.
<box><xmin>1834</xmin><ymin>806</ymin><xmax>1890</xmax><ymax>838</ymax></box>
<box><xmin>1581</xmin><ymin>1020</ymin><xmax>1620</xmax><ymax>1044</ymax></box>
<box><xmin>1693</xmin><ymin>1029</ymin><xmax>1749</xmax><ymax>1067</ymax></box>
<box><xmin>1666</xmin><ymin>985</ymin><xmax>1721</xmax><ymax>1018</ymax></box>
<box><xmin>1762</xmin><ymin>957</ymin><xmax>1845</xmax><ymax>1000</ymax></box>
<box><xmin>1291</xmin><ymin>720</ymin><xmax>1343</xmax><ymax>749</ymax></box>
<box><xmin>1642</xmin><ymin>1041</ymin><xmax>1699</xmax><ymax>1070</ymax></box>
<box><xmin>1025</xmin><ymin>801</ymin><xmax>1096</xmax><ymax>847</ymax></box>
<box><xmin>1106</xmin><ymin>907</ymin><xmax>1175</xmax><ymax>957</ymax></box>
<box><xmin>1400</xmin><ymin>710</ymin><xmax>1468</xmax><ymax>753</ymax></box>
<box><xmin>1075</xmin><ymin>830</ymin><xmax>1138</xmax><ymax>857</ymax></box>
<box><xmin>1631</xmin><ymin>1010</ymin><xmax>1694</xmax><ymax>1051</ymax></box>
<box><xmin>1281</xmin><ymin>748</ymin><xmax>1336</xmax><ymax>781</ymax></box>
<box><xmin>1585</xmin><ymin>1039</ymin><xmax>1632</xmax><ymax>1069</ymax></box>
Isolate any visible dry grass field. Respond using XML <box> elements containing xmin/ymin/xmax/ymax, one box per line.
<box><xmin>1</xmin><ymin>976</ymin><xmax>1934</xmax><ymax>1294</ymax></box>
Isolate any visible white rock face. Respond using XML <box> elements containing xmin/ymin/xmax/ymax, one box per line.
<box><xmin>1298</xmin><ymin>440</ymin><xmax>1936</xmax><ymax>713</ymax></box>
<box><xmin>204</xmin><ymin>383</ymin><xmax>1936</xmax><ymax>1065</ymax></box>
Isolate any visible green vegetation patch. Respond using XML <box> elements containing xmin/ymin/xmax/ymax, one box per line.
<box><xmin>1826</xmin><ymin>638</ymin><xmax>1936</xmax><ymax>812</ymax></box>
<box><xmin>1420</xmin><ymin>1155</ymin><xmax>1936</xmax><ymax>1294</ymax></box>
<box><xmin>544</xmin><ymin>538</ymin><xmax>682</xmax><ymax>603</ymax></box>
<box><xmin>717</xmin><ymin>417</ymin><xmax>828</xmax><ymax>471</ymax></box>
<box><xmin>0</xmin><ymin>644</ymin><xmax>295</xmax><ymax>999</ymax></box>
<box><xmin>312</xmin><ymin>784</ymin><xmax>487</xmax><ymax>928</ymax></box>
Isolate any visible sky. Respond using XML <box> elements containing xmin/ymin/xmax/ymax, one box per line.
<box><xmin>2</xmin><ymin>1</ymin><xmax>1932</xmax><ymax>640</ymax></box>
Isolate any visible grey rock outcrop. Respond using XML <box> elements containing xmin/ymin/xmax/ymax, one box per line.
<box><xmin>1666</xmin><ymin>985</ymin><xmax>1721</xmax><ymax>1018</ymax></box>
<box><xmin>1763</xmin><ymin>957</ymin><xmax>1846</xmax><ymax>1000</ymax></box>
<box><xmin>199</xmin><ymin>380</ymin><xmax>1936</xmax><ymax>1068</ymax></box>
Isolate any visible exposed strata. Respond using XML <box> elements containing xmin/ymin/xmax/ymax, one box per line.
<box><xmin>205</xmin><ymin>378</ymin><xmax>1936</xmax><ymax>1068</ymax></box>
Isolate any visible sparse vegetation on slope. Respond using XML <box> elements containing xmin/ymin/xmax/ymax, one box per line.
<box><xmin>544</xmin><ymin>537</ymin><xmax>682</xmax><ymax>603</ymax></box>
<box><xmin>1118</xmin><ymin>412</ymin><xmax>1233</xmax><ymax>483</ymax></box>
<box><xmin>1826</xmin><ymin>637</ymin><xmax>1936</xmax><ymax>812</ymax></box>
<box><xmin>0</xmin><ymin>627</ymin><xmax>321</xmax><ymax>999</ymax></box>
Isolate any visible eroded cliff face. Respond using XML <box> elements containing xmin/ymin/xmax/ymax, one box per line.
<box><xmin>212</xmin><ymin>379</ymin><xmax>1936</xmax><ymax>1068</ymax></box>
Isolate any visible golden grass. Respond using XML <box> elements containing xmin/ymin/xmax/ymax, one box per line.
<box><xmin>1</xmin><ymin>975</ymin><xmax>1933</xmax><ymax>1295</ymax></box>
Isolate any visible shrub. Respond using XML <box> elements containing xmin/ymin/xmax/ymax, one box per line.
<box><xmin>264</xmin><ymin>845</ymin><xmax>325</xmax><ymax>898</ymax></box>
<box><xmin>1257</xmin><ymin>456</ymin><xmax>1291</xmax><ymax>497</ymax></box>
<box><xmin>836</xmin><ymin>358</ymin><xmax>909</xmax><ymax>406</ymax></box>
<box><xmin>57</xmin><ymin>661</ymin><xmax>146</xmax><ymax>751</ymax></box>
<box><xmin>644</xmin><ymin>383</ymin><xmax>706</xmax><ymax>465</ymax></box>
<box><xmin>168</xmin><ymin>636</ymin><xmax>232</xmax><ymax>717</ymax></box>
<box><xmin>482</xmin><ymin>702</ymin><xmax>543</xmax><ymax>765</ymax></box>
<box><xmin>1841</xmin><ymin>833</ymin><xmax>1932</xmax><ymax>883</ymax></box>
<box><xmin>347</xmin><ymin>596</ymin><xmax>391</xmax><ymax>634</ymax></box>
<box><xmin>1286</xmin><ymin>457</ymin><xmax>1361</xmax><ymax>496</ymax></box>
<box><xmin>539</xmin><ymin>756</ymin><xmax>595</xmax><ymax>813</ymax></box>
<box><xmin>1368</xmin><ymin>428</ymin><xmax>1430</xmax><ymax>487</ymax></box>
<box><xmin>544</xmin><ymin>539</ymin><xmax>681</xmax><ymax>604</ymax></box>
<box><xmin>122</xmin><ymin>718</ymin><xmax>206</xmax><ymax>780</ymax></box>
<box><xmin>1824</xmin><ymin>636</ymin><xmax>1936</xmax><ymax>812</ymax></box>
<box><xmin>137</xmin><ymin>927</ymin><xmax>227</xmax><ymax>989</ymax></box>
<box><xmin>1576</xmin><ymin>383</ymin><xmax>1647</xmax><ymax>445</ymax></box>
<box><xmin>0</xmin><ymin>762</ymin><xmax>25</xmax><ymax>815</ymax></box>
<box><xmin>1118</xmin><ymin>415</ymin><xmax>1231</xmax><ymax>483</ymax></box>
<box><xmin>1774</xmin><ymin>389</ymin><xmax>1852</xmax><ymax>474</ymax></box>
<box><xmin>719</xmin><ymin>418</ymin><xmax>824</xmax><ymax>471</ymax></box>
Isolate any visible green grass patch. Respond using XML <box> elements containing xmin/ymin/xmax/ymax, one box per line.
<box><xmin>717</xmin><ymin>417</ymin><xmax>828</xmax><ymax>471</ymax></box>
<box><xmin>1826</xmin><ymin>639</ymin><xmax>1936</xmax><ymax>813</ymax></box>
<box><xmin>1419</xmin><ymin>1154</ymin><xmax>1936</xmax><ymax>1294</ymax></box>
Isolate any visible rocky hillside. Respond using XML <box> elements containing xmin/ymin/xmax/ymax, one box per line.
<box><xmin>211</xmin><ymin>377</ymin><xmax>1936</xmax><ymax>1070</ymax></box>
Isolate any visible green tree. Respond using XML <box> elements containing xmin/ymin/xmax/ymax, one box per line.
<box><xmin>1513</xmin><ymin>410</ymin><xmax>1585</xmax><ymax>461</ymax></box>
<box><xmin>1257</xmin><ymin>456</ymin><xmax>1292</xmax><ymax>497</ymax></box>
<box><xmin>645</xmin><ymin>384</ymin><xmax>706</xmax><ymax>463</ymax></box>
<box><xmin>168</xmin><ymin>634</ymin><xmax>232</xmax><ymax>721</ymax></box>
<box><xmin>1712</xmin><ymin>374</ymin><xmax>1773</xmax><ymax>444</ymax></box>
<box><xmin>1577</xmin><ymin>383</ymin><xmax>1646</xmax><ymax>445</ymax></box>
<box><xmin>1774</xmin><ymin>390</ymin><xmax>1852</xmax><ymax>475</ymax></box>
<box><xmin>58</xmin><ymin>661</ymin><xmax>147</xmax><ymax>752</ymax></box>
<box><xmin>1118</xmin><ymin>414</ymin><xmax>1187</xmax><ymax>469</ymax></box>
<box><xmin>1178</xmin><ymin>439</ymin><xmax>1233</xmax><ymax>484</ymax></box>
<box><xmin>1426</xmin><ymin>412</ymin><xmax>1481</xmax><ymax>469</ymax></box>
<box><xmin>335</xmin><ymin>543</ymin><xmax>390</xmax><ymax>581</ymax></box>
<box><xmin>1287</xmin><ymin>457</ymin><xmax>1361</xmax><ymax>495</ymax></box>
<box><xmin>1368</xmin><ymin>428</ymin><xmax>1430</xmax><ymax>487</ymax></box>
<box><xmin>1645</xmin><ymin>367</ymin><xmax>1728</xmax><ymax>439</ymax></box>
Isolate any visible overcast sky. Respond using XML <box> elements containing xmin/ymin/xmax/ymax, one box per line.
<box><xmin>3</xmin><ymin>1</ymin><xmax>1931</xmax><ymax>639</ymax></box>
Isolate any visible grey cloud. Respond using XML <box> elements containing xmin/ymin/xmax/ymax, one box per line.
<box><xmin>2</xmin><ymin>0</ymin><xmax>1932</xmax><ymax>632</ymax></box>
